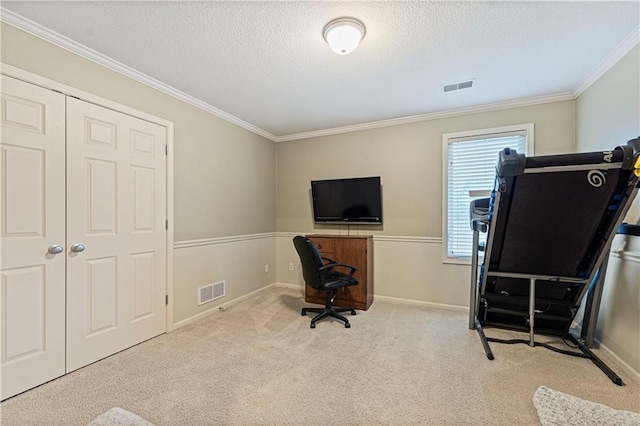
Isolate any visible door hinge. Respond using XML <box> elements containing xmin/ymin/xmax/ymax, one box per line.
<box><xmin>166</xmin><ymin>295</ymin><xmax>169</xmax><ymax>305</ymax></box>
<box><xmin>165</xmin><ymin>145</ymin><xmax>168</xmax><ymax>155</ymax></box>
<box><xmin>166</xmin><ymin>219</ymin><xmax>169</xmax><ymax>230</ymax></box>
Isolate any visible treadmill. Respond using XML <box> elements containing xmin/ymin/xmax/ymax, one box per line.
<box><xmin>468</xmin><ymin>137</ymin><xmax>640</xmax><ymax>386</ymax></box>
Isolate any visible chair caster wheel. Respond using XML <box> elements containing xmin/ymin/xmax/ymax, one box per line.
<box><xmin>351</xmin><ymin>310</ymin><xmax>356</xmax><ymax>315</ymax></box>
<box><xmin>301</xmin><ymin>310</ymin><xmax>306</xmax><ymax>316</ymax></box>
<box><xmin>345</xmin><ymin>322</ymin><xmax>350</xmax><ymax>328</ymax></box>
<box><xmin>310</xmin><ymin>323</ymin><xmax>316</xmax><ymax>329</ymax></box>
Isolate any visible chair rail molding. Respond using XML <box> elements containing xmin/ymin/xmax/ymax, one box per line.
<box><xmin>174</xmin><ymin>232</ymin><xmax>277</xmax><ymax>250</ymax></box>
<box><xmin>276</xmin><ymin>232</ymin><xmax>442</xmax><ymax>244</ymax></box>
<box><xmin>609</xmin><ymin>250</ymin><xmax>640</xmax><ymax>264</ymax></box>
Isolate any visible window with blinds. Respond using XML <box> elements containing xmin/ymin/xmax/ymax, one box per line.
<box><xmin>443</xmin><ymin>125</ymin><xmax>531</xmax><ymax>261</ymax></box>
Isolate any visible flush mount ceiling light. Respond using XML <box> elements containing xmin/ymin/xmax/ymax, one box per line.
<box><xmin>323</xmin><ymin>17</ymin><xmax>366</xmax><ymax>55</ymax></box>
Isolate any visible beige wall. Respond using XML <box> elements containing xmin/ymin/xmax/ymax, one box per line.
<box><xmin>576</xmin><ymin>45</ymin><xmax>640</xmax><ymax>149</ymax></box>
<box><xmin>1</xmin><ymin>23</ymin><xmax>277</xmax><ymax>323</ymax></box>
<box><xmin>4</xmin><ymin>19</ymin><xmax>637</xmax><ymax>375</ymax></box>
<box><xmin>1</xmin><ymin>23</ymin><xmax>277</xmax><ymax>241</ymax></box>
<box><xmin>576</xmin><ymin>44</ymin><xmax>640</xmax><ymax>377</ymax></box>
<box><xmin>276</xmin><ymin>100</ymin><xmax>576</xmax><ymax>306</ymax></box>
<box><xmin>277</xmin><ymin>100</ymin><xmax>575</xmax><ymax>236</ymax></box>
<box><xmin>576</xmin><ymin>44</ymin><xmax>639</xmax><ymax>223</ymax></box>
<box><xmin>277</xmin><ymin>52</ymin><xmax>640</xmax><ymax>378</ymax></box>
<box><xmin>174</xmin><ymin>236</ymin><xmax>276</xmax><ymax>323</ymax></box>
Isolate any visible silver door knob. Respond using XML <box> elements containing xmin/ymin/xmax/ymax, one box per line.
<box><xmin>48</xmin><ymin>245</ymin><xmax>64</xmax><ymax>255</ymax></box>
<box><xmin>70</xmin><ymin>244</ymin><xmax>85</xmax><ymax>253</ymax></box>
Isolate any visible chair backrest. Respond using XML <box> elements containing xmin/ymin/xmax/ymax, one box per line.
<box><xmin>293</xmin><ymin>236</ymin><xmax>324</xmax><ymax>290</ymax></box>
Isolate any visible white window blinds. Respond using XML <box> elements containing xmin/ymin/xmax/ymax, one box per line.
<box><xmin>446</xmin><ymin>133</ymin><xmax>526</xmax><ymax>258</ymax></box>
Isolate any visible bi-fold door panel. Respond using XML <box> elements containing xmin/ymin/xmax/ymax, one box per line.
<box><xmin>66</xmin><ymin>98</ymin><xmax>167</xmax><ymax>373</ymax></box>
<box><xmin>0</xmin><ymin>76</ymin><xmax>66</xmax><ymax>399</ymax></box>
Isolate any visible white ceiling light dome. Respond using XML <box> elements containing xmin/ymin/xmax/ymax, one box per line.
<box><xmin>323</xmin><ymin>17</ymin><xmax>366</xmax><ymax>55</ymax></box>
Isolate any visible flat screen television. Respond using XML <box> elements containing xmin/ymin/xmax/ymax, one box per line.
<box><xmin>311</xmin><ymin>176</ymin><xmax>383</xmax><ymax>224</ymax></box>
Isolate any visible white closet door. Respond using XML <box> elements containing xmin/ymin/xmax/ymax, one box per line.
<box><xmin>0</xmin><ymin>76</ymin><xmax>66</xmax><ymax>399</ymax></box>
<box><xmin>66</xmin><ymin>98</ymin><xmax>166</xmax><ymax>372</ymax></box>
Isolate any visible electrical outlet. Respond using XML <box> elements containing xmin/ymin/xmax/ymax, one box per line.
<box><xmin>289</xmin><ymin>263</ymin><xmax>294</xmax><ymax>271</ymax></box>
<box><xmin>264</xmin><ymin>264</ymin><xmax>270</xmax><ymax>273</ymax></box>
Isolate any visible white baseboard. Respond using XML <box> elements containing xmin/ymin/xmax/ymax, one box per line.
<box><xmin>173</xmin><ymin>283</ymin><xmax>638</xmax><ymax>384</ymax></box>
<box><xmin>172</xmin><ymin>283</ymin><xmax>277</xmax><ymax>329</ymax></box>
<box><xmin>570</xmin><ymin>321</ymin><xmax>639</xmax><ymax>384</ymax></box>
<box><xmin>274</xmin><ymin>281</ymin><xmax>468</xmax><ymax>312</ymax></box>
<box><xmin>173</xmin><ymin>282</ymin><xmax>304</xmax><ymax>329</ymax></box>
<box><xmin>274</xmin><ymin>282</ymin><xmax>304</xmax><ymax>292</ymax></box>
<box><xmin>373</xmin><ymin>294</ymin><xmax>468</xmax><ymax>312</ymax></box>
<box><xmin>272</xmin><ymin>282</ymin><xmax>469</xmax><ymax>313</ymax></box>
<box><xmin>597</xmin><ymin>342</ymin><xmax>640</xmax><ymax>385</ymax></box>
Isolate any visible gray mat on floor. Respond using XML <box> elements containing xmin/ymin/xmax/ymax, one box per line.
<box><xmin>533</xmin><ymin>386</ymin><xmax>640</xmax><ymax>426</ymax></box>
<box><xmin>88</xmin><ymin>407</ymin><xmax>153</xmax><ymax>426</ymax></box>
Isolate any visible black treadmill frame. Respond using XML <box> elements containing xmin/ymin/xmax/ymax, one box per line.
<box><xmin>468</xmin><ymin>139</ymin><xmax>640</xmax><ymax>386</ymax></box>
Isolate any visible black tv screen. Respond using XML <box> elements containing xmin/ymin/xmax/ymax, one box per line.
<box><xmin>311</xmin><ymin>176</ymin><xmax>383</xmax><ymax>224</ymax></box>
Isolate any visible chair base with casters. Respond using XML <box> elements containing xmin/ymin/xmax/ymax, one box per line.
<box><xmin>302</xmin><ymin>289</ymin><xmax>356</xmax><ymax>328</ymax></box>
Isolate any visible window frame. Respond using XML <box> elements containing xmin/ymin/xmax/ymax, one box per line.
<box><xmin>442</xmin><ymin>123</ymin><xmax>535</xmax><ymax>264</ymax></box>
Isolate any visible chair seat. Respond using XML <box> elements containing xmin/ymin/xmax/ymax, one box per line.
<box><xmin>322</xmin><ymin>272</ymin><xmax>358</xmax><ymax>290</ymax></box>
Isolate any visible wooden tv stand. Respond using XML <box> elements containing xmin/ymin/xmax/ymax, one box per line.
<box><xmin>305</xmin><ymin>234</ymin><xmax>374</xmax><ymax>311</ymax></box>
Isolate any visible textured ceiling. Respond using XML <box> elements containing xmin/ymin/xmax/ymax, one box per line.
<box><xmin>3</xmin><ymin>1</ymin><xmax>639</xmax><ymax>138</ymax></box>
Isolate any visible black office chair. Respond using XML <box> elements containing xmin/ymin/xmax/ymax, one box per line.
<box><xmin>293</xmin><ymin>236</ymin><xmax>359</xmax><ymax>328</ymax></box>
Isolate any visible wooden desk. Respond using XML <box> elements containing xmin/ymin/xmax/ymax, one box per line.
<box><xmin>305</xmin><ymin>234</ymin><xmax>374</xmax><ymax>311</ymax></box>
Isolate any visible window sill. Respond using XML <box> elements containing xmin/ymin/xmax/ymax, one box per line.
<box><xmin>442</xmin><ymin>257</ymin><xmax>472</xmax><ymax>266</ymax></box>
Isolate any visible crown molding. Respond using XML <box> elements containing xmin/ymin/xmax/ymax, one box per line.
<box><xmin>573</xmin><ymin>26</ymin><xmax>640</xmax><ymax>97</ymax></box>
<box><xmin>275</xmin><ymin>92</ymin><xmax>575</xmax><ymax>142</ymax></box>
<box><xmin>3</xmin><ymin>7</ymin><xmax>634</xmax><ymax>144</ymax></box>
<box><xmin>0</xmin><ymin>8</ymin><xmax>278</xmax><ymax>142</ymax></box>
<box><xmin>1</xmin><ymin>63</ymin><xmax>176</xmax><ymax>128</ymax></box>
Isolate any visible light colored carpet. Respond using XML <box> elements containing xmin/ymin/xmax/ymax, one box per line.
<box><xmin>1</xmin><ymin>286</ymin><xmax>638</xmax><ymax>425</ymax></box>
<box><xmin>534</xmin><ymin>386</ymin><xmax>640</xmax><ymax>425</ymax></box>
<box><xmin>88</xmin><ymin>407</ymin><xmax>153</xmax><ymax>426</ymax></box>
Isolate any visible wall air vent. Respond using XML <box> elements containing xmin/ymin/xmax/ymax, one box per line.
<box><xmin>198</xmin><ymin>280</ymin><xmax>225</xmax><ymax>305</ymax></box>
<box><xmin>443</xmin><ymin>80</ymin><xmax>474</xmax><ymax>93</ymax></box>
<box><xmin>443</xmin><ymin>83</ymin><xmax>458</xmax><ymax>92</ymax></box>
<box><xmin>213</xmin><ymin>281</ymin><xmax>225</xmax><ymax>299</ymax></box>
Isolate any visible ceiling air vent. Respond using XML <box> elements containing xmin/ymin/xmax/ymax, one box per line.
<box><xmin>443</xmin><ymin>80</ymin><xmax>474</xmax><ymax>93</ymax></box>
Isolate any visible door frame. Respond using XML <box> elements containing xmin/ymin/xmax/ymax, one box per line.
<box><xmin>1</xmin><ymin>63</ymin><xmax>176</xmax><ymax>332</ymax></box>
